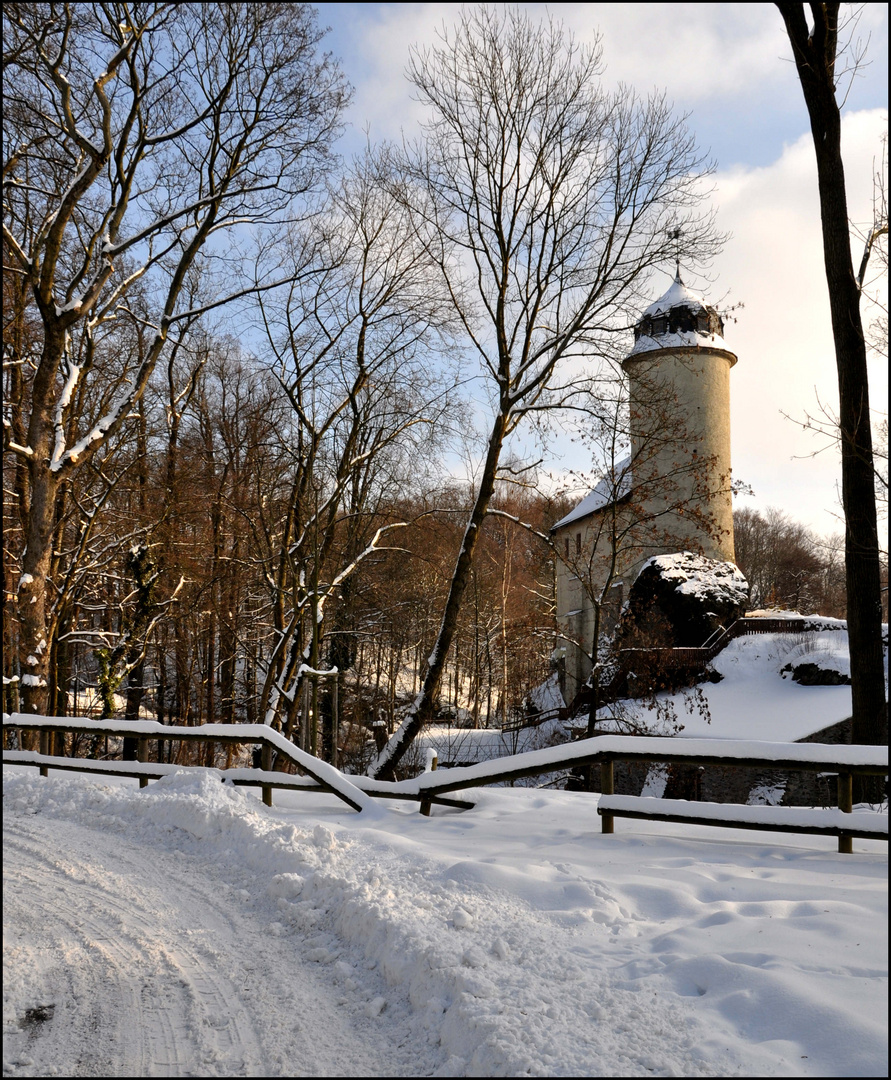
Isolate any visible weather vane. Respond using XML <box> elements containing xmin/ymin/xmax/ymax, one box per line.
<box><xmin>669</xmin><ymin>227</ymin><xmax>683</xmax><ymax>281</ymax></box>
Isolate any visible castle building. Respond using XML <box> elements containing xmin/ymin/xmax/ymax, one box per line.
<box><xmin>551</xmin><ymin>273</ymin><xmax>738</xmax><ymax>701</ymax></box>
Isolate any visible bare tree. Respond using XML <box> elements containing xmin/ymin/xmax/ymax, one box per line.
<box><xmin>733</xmin><ymin>506</ymin><xmax>837</xmax><ymax>613</ymax></box>
<box><xmin>775</xmin><ymin>5</ymin><xmax>887</xmax><ymax>775</ymax></box>
<box><xmin>2</xmin><ymin>3</ymin><xmax>347</xmax><ymax>716</ymax></box>
<box><xmin>369</xmin><ymin>6</ymin><xmax>722</xmax><ymax>779</ymax></box>
<box><xmin>250</xmin><ymin>153</ymin><xmax>458</xmax><ymax>750</ymax></box>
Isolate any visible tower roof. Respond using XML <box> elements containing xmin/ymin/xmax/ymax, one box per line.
<box><xmin>628</xmin><ymin>272</ymin><xmax>727</xmax><ymax>357</ymax></box>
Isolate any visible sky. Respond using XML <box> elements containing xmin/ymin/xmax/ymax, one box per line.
<box><xmin>3</xmin><ymin>624</ymin><xmax>887</xmax><ymax>1077</ymax></box>
<box><xmin>312</xmin><ymin>2</ymin><xmax>889</xmax><ymax>538</ymax></box>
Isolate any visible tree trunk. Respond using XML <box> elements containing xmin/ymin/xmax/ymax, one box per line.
<box><xmin>371</xmin><ymin>412</ymin><xmax>509</xmax><ymax>779</ymax></box>
<box><xmin>18</xmin><ymin>454</ymin><xmax>59</xmax><ymax>719</ymax></box>
<box><xmin>776</xmin><ymin>5</ymin><xmax>887</xmax><ymax>801</ymax></box>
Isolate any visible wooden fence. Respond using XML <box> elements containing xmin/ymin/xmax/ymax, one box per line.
<box><xmin>3</xmin><ymin>714</ymin><xmax>886</xmax><ymax>854</ymax></box>
<box><xmin>0</xmin><ymin>715</ymin><xmax>468</xmax><ymax>813</ymax></box>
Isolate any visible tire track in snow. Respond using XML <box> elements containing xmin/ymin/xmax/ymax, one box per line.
<box><xmin>4</xmin><ymin>813</ymin><xmax>261</xmax><ymax>1076</ymax></box>
<box><xmin>3</xmin><ymin>808</ymin><xmax>429</xmax><ymax>1077</ymax></box>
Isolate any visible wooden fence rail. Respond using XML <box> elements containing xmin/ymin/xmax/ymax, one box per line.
<box><xmin>0</xmin><ymin>715</ymin><xmax>466</xmax><ymax>812</ymax></box>
<box><xmin>408</xmin><ymin>733</ymin><xmax>887</xmax><ymax>854</ymax></box>
<box><xmin>595</xmin><ymin>794</ymin><xmax>887</xmax><ymax>844</ymax></box>
<box><xmin>4</xmin><ymin>715</ymin><xmax>886</xmax><ymax>854</ymax></box>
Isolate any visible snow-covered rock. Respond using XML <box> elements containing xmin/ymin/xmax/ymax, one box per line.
<box><xmin>624</xmin><ymin>551</ymin><xmax>749</xmax><ymax>647</ymax></box>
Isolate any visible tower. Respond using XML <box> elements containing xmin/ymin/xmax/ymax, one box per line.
<box><xmin>623</xmin><ymin>271</ymin><xmax>737</xmax><ymax>568</ymax></box>
<box><xmin>551</xmin><ymin>272</ymin><xmax>738</xmax><ymax>702</ymax></box>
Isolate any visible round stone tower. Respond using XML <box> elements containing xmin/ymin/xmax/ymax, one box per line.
<box><xmin>622</xmin><ymin>272</ymin><xmax>737</xmax><ymax>566</ymax></box>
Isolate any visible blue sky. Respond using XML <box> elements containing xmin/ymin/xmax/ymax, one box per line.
<box><xmin>313</xmin><ymin>3</ymin><xmax>888</xmax><ymax>539</ymax></box>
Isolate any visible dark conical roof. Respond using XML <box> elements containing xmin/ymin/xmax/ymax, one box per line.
<box><xmin>629</xmin><ymin>272</ymin><xmax>725</xmax><ymax>357</ymax></box>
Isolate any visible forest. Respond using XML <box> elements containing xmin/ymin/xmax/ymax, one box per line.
<box><xmin>2</xmin><ymin>3</ymin><xmax>882</xmax><ymax>773</ymax></box>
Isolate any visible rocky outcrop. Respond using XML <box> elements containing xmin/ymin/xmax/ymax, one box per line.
<box><xmin>622</xmin><ymin>551</ymin><xmax>749</xmax><ymax>648</ymax></box>
<box><xmin>780</xmin><ymin>661</ymin><xmax>851</xmax><ymax>686</ymax></box>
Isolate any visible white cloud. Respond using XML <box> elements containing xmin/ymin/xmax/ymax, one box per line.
<box><xmin>714</xmin><ymin>108</ymin><xmax>888</xmax><ymax>534</ymax></box>
<box><xmin>332</xmin><ymin>3</ymin><xmax>461</xmax><ymax>145</ymax></box>
<box><xmin>335</xmin><ymin>4</ymin><xmax>886</xmax><ymax>158</ymax></box>
<box><xmin>559</xmin><ymin>3</ymin><xmax>784</xmax><ymax>102</ymax></box>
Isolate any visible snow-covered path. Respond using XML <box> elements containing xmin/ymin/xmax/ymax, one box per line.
<box><xmin>4</xmin><ymin>807</ymin><xmax>437</xmax><ymax>1078</ymax></box>
<box><xmin>3</xmin><ymin>766</ymin><xmax>887</xmax><ymax>1078</ymax></box>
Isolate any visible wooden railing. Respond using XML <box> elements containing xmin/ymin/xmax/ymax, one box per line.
<box><xmin>594</xmin><ymin>795</ymin><xmax>886</xmax><ymax>848</ymax></box>
<box><xmin>4</xmin><ymin>715</ymin><xmax>886</xmax><ymax>854</ymax></box>
<box><xmin>408</xmin><ymin>733</ymin><xmax>887</xmax><ymax>855</ymax></box>
<box><xmin>502</xmin><ymin>705</ymin><xmax>563</xmax><ymax>734</ymax></box>
<box><xmin>686</xmin><ymin>615</ymin><xmax>843</xmax><ymax>660</ymax></box>
<box><xmin>1</xmin><ymin>715</ymin><xmax>468</xmax><ymax>813</ymax></box>
<box><xmin>619</xmin><ymin>616</ymin><xmax>845</xmax><ymax>671</ymax></box>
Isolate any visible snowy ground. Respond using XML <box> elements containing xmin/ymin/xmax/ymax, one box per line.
<box><xmin>4</xmin><ymin>623</ymin><xmax>887</xmax><ymax>1077</ymax></box>
<box><xmin>3</xmin><ymin>765</ymin><xmax>887</xmax><ymax>1078</ymax></box>
<box><xmin>417</xmin><ymin>624</ymin><xmax>869</xmax><ymax>767</ymax></box>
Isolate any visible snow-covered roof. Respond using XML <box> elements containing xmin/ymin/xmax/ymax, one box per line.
<box><xmin>552</xmin><ymin>456</ymin><xmax>631</xmax><ymax>530</ymax></box>
<box><xmin>641</xmin><ymin>276</ymin><xmax>710</xmax><ymax>318</ymax></box>
<box><xmin>627</xmin><ymin>273</ymin><xmax>731</xmax><ymax>358</ymax></box>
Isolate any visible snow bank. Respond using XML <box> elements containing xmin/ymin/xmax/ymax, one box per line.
<box><xmin>4</xmin><ymin>765</ymin><xmax>888</xmax><ymax>1078</ymax></box>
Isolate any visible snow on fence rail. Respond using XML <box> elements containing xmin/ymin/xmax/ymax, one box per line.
<box><xmin>411</xmin><ymin>734</ymin><xmax>886</xmax><ymax>854</ymax></box>
<box><xmin>0</xmin><ymin>715</ymin><xmax>468</xmax><ymax>812</ymax></box>
<box><xmin>595</xmin><ymin>795</ymin><xmax>888</xmax><ymax>841</ymax></box>
<box><xmin>3</xmin><ymin>714</ymin><xmax>886</xmax><ymax>854</ymax></box>
<box><xmin>1</xmin><ymin>715</ymin><xmax>379</xmax><ymax>812</ymax></box>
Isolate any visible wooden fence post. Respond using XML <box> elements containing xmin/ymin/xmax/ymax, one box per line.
<box><xmin>138</xmin><ymin>739</ymin><xmax>149</xmax><ymax>788</ymax></box>
<box><xmin>600</xmin><ymin>759</ymin><xmax>614</xmax><ymax>834</ymax></box>
<box><xmin>260</xmin><ymin>742</ymin><xmax>273</xmax><ymax>807</ymax></box>
<box><xmin>420</xmin><ymin>752</ymin><xmax>438</xmax><ymax>816</ymax></box>
<box><xmin>837</xmin><ymin>771</ymin><xmax>853</xmax><ymax>854</ymax></box>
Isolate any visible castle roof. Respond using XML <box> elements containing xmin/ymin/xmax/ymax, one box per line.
<box><xmin>551</xmin><ymin>455</ymin><xmax>632</xmax><ymax>531</ymax></box>
<box><xmin>628</xmin><ymin>272</ymin><xmax>727</xmax><ymax>357</ymax></box>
